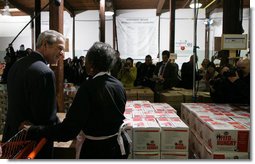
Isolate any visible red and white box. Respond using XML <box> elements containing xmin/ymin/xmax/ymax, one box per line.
<box><xmin>192</xmin><ymin>130</ymin><xmax>205</xmax><ymax>159</ymax></box>
<box><xmin>157</xmin><ymin>117</ymin><xmax>189</xmax><ymax>152</ymax></box>
<box><xmin>203</xmin><ymin>145</ymin><xmax>249</xmax><ymax>159</ymax></box>
<box><xmin>154</xmin><ymin>111</ymin><xmax>179</xmax><ymax>118</ymax></box>
<box><xmin>190</xmin><ymin>110</ymin><xmax>213</xmax><ymax>132</ymax></box>
<box><xmin>151</xmin><ymin>103</ymin><xmax>177</xmax><ymax>113</ymax></box>
<box><xmin>230</xmin><ymin>116</ymin><xmax>251</xmax><ymax>128</ymax></box>
<box><xmin>195</xmin><ymin>115</ymin><xmax>234</xmax><ymax>139</ymax></box>
<box><xmin>160</xmin><ymin>151</ymin><xmax>188</xmax><ymax>159</ymax></box>
<box><xmin>133</xmin><ymin>152</ymin><xmax>160</xmax><ymax>159</ymax></box>
<box><xmin>133</xmin><ymin>118</ymin><xmax>161</xmax><ymax>152</ymax></box>
<box><xmin>180</xmin><ymin>104</ymin><xmax>191</xmax><ymax>125</ymax></box>
<box><xmin>203</xmin><ymin>120</ymin><xmax>250</xmax><ymax>152</ymax></box>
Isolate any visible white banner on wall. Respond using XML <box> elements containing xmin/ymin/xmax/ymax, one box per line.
<box><xmin>116</xmin><ymin>17</ymin><xmax>158</xmax><ymax>60</ymax></box>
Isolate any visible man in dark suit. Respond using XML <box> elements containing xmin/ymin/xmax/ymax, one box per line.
<box><xmin>153</xmin><ymin>50</ymin><xmax>178</xmax><ymax>92</ymax></box>
<box><xmin>2</xmin><ymin>30</ymin><xmax>65</xmax><ymax>158</ymax></box>
<box><xmin>135</xmin><ymin>55</ymin><xmax>156</xmax><ymax>89</ymax></box>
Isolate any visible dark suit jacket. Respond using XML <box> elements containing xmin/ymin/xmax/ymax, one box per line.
<box><xmin>154</xmin><ymin>61</ymin><xmax>178</xmax><ymax>90</ymax></box>
<box><xmin>3</xmin><ymin>51</ymin><xmax>59</xmax><ymax>158</ymax></box>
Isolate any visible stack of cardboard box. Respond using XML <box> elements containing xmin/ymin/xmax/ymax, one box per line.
<box><xmin>125</xmin><ymin>87</ymin><xmax>154</xmax><ymax>102</ymax></box>
<box><xmin>181</xmin><ymin>103</ymin><xmax>250</xmax><ymax>159</ymax></box>
<box><xmin>124</xmin><ymin>101</ymin><xmax>189</xmax><ymax>159</ymax></box>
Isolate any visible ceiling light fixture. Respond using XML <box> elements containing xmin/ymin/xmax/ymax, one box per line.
<box><xmin>189</xmin><ymin>0</ymin><xmax>202</xmax><ymax>9</ymax></box>
<box><xmin>105</xmin><ymin>0</ymin><xmax>114</xmax><ymax>16</ymax></box>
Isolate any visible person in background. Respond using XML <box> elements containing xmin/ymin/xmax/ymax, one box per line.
<box><xmin>118</xmin><ymin>57</ymin><xmax>137</xmax><ymax>88</ymax></box>
<box><xmin>26</xmin><ymin>42</ymin><xmax>131</xmax><ymax>159</ymax></box>
<box><xmin>2</xmin><ymin>30</ymin><xmax>65</xmax><ymax>158</ymax></box>
<box><xmin>235</xmin><ymin>58</ymin><xmax>250</xmax><ymax>104</ymax></box>
<box><xmin>180</xmin><ymin>54</ymin><xmax>202</xmax><ymax>89</ymax></box>
<box><xmin>204</xmin><ymin>62</ymin><xmax>218</xmax><ymax>91</ymax></box>
<box><xmin>135</xmin><ymin>55</ymin><xmax>156</xmax><ymax>90</ymax></box>
<box><xmin>153</xmin><ymin>50</ymin><xmax>178</xmax><ymax>92</ymax></box>
<box><xmin>110</xmin><ymin>50</ymin><xmax>123</xmax><ymax>79</ymax></box>
<box><xmin>198</xmin><ymin>58</ymin><xmax>210</xmax><ymax>91</ymax></box>
<box><xmin>0</xmin><ymin>45</ymin><xmax>16</xmax><ymax>84</ymax></box>
<box><xmin>209</xmin><ymin>58</ymin><xmax>250</xmax><ymax>105</ymax></box>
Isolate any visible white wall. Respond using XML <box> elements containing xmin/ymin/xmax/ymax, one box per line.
<box><xmin>160</xmin><ymin>9</ymin><xmax>206</xmax><ymax>68</ymax></box>
<box><xmin>0</xmin><ymin>8</ymin><xmax>250</xmax><ymax>67</ymax></box>
<box><xmin>0</xmin><ymin>15</ymin><xmax>31</xmax><ymax>61</ymax></box>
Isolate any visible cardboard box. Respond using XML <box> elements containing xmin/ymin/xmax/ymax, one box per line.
<box><xmin>180</xmin><ymin>104</ymin><xmax>191</xmax><ymax>126</ymax></box>
<box><xmin>157</xmin><ymin>117</ymin><xmax>189</xmax><ymax>152</ymax></box>
<box><xmin>151</xmin><ymin>103</ymin><xmax>176</xmax><ymax>113</ymax></box>
<box><xmin>125</xmin><ymin>89</ymin><xmax>138</xmax><ymax>100</ymax></box>
<box><xmin>137</xmin><ymin>88</ymin><xmax>154</xmax><ymax>102</ymax></box>
<box><xmin>160</xmin><ymin>151</ymin><xmax>188</xmax><ymax>159</ymax></box>
<box><xmin>160</xmin><ymin>91</ymin><xmax>184</xmax><ymax>102</ymax></box>
<box><xmin>203</xmin><ymin>145</ymin><xmax>249</xmax><ymax>159</ymax></box>
<box><xmin>179</xmin><ymin>90</ymin><xmax>193</xmax><ymax>103</ymax></box>
<box><xmin>203</xmin><ymin>120</ymin><xmax>250</xmax><ymax>152</ymax></box>
<box><xmin>133</xmin><ymin>152</ymin><xmax>160</xmax><ymax>159</ymax></box>
<box><xmin>133</xmin><ymin>119</ymin><xmax>161</xmax><ymax>152</ymax></box>
<box><xmin>230</xmin><ymin>116</ymin><xmax>250</xmax><ymax>128</ymax></box>
<box><xmin>192</xmin><ymin>130</ymin><xmax>205</xmax><ymax>159</ymax></box>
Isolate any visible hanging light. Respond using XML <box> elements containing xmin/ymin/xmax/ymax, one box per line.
<box><xmin>105</xmin><ymin>0</ymin><xmax>114</xmax><ymax>16</ymax></box>
<box><xmin>2</xmin><ymin>0</ymin><xmax>11</xmax><ymax>16</ymax></box>
<box><xmin>189</xmin><ymin>0</ymin><xmax>202</xmax><ymax>8</ymax></box>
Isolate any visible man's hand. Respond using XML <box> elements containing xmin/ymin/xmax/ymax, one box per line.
<box><xmin>19</xmin><ymin>120</ymin><xmax>33</xmax><ymax>130</ymax></box>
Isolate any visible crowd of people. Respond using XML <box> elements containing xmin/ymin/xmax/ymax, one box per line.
<box><xmin>50</xmin><ymin>48</ymin><xmax>251</xmax><ymax>106</ymax></box>
<box><xmin>1</xmin><ymin>41</ymin><xmax>250</xmax><ymax>106</ymax></box>
<box><xmin>0</xmin><ymin>30</ymin><xmax>250</xmax><ymax>159</ymax></box>
<box><xmin>0</xmin><ymin>44</ymin><xmax>32</xmax><ymax>84</ymax></box>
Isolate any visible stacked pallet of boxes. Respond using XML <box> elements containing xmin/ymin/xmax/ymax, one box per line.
<box><xmin>0</xmin><ymin>84</ymin><xmax>8</xmax><ymax>134</ymax></box>
<box><xmin>125</xmin><ymin>87</ymin><xmax>154</xmax><ymax>102</ymax></box>
<box><xmin>159</xmin><ymin>88</ymin><xmax>212</xmax><ymax>116</ymax></box>
<box><xmin>181</xmin><ymin>103</ymin><xmax>250</xmax><ymax>159</ymax></box>
<box><xmin>124</xmin><ymin>100</ymin><xmax>189</xmax><ymax>159</ymax></box>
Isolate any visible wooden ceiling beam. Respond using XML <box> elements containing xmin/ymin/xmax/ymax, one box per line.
<box><xmin>156</xmin><ymin>0</ymin><xmax>165</xmax><ymax>16</ymax></box>
<box><xmin>64</xmin><ymin>0</ymin><xmax>75</xmax><ymax>17</ymax></box>
<box><xmin>8</xmin><ymin>0</ymin><xmax>33</xmax><ymax>15</ymax></box>
<box><xmin>206</xmin><ymin>0</ymin><xmax>222</xmax><ymax>17</ymax></box>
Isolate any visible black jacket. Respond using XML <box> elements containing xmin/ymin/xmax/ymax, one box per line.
<box><xmin>3</xmin><ymin>52</ymin><xmax>59</xmax><ymax>158</ymax></box>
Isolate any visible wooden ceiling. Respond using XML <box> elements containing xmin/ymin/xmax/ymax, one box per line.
<box><xmin>0</xmin><ymin>0</ymin><xmax>251</xmax><ymax>16</ymax></box>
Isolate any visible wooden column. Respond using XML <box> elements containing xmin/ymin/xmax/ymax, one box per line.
<box><xmin>113</xmin><ymin>12</ymin><xmax>117</xmax><ymax>49</ymax></box>
<box><xmin>49</xmin><ymin>0</ymin><xmax>64</xmax><ymax>112</ymax></box>
<box><xmin>169</xmin><ymin>0</ymin><xmax>175</xmax><ymax>53</ymax></box>
<box><xmin>35</xmin><ymin>0</ymin><xmax>41</xmax><ymax>41</ymax></box>
<box><xmin>73</xmin><ymin>15</ymin><xmax>76</xmax><ymax>58</ymax></box>
<box><xmin>99</xmin><ymin>0</ymin><xmax>106</xmax><ymax>42</ymax></box>
<box><xmin>31</xmin><ymin>15</ymin><xmax>35</xmax><ymax>50</ymax></box>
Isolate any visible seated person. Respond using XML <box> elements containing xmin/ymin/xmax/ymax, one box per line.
<box><xmin>153</xmin><ymin>50</ymin><xmax>178</xmax><ymax>92</ymax></box>
<box><xmin>118</xmin><ymin>57</ymin><xmax>137</xmax><ymax>88</ymax></box>
<box><xmin>135</xmin><ymin>55</ymin><xmax>156</xmax><ymax>89</ymax></box>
